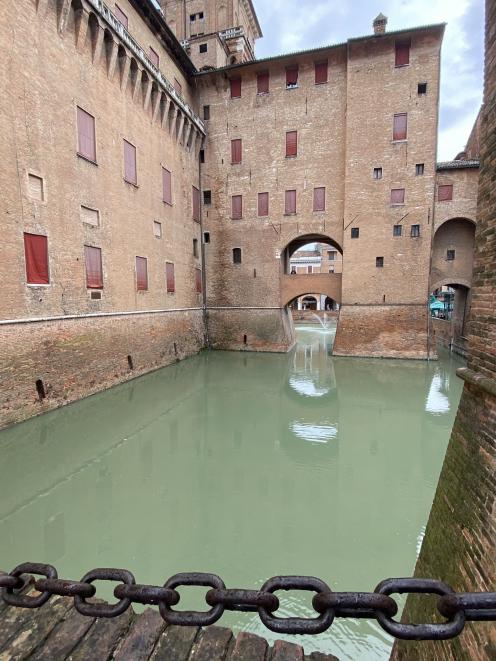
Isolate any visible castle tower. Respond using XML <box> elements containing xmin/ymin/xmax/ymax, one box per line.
<box><xmin>161</xmin><ymin>0</ymin><xmax>262</xmax><ymax>69</ymax></box>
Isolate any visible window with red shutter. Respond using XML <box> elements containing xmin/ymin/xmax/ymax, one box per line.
<box><xmin>195</xmin><ymin>268</ymin><xmax>202</xmax><ymax>293</ymax></box>
<box><xmin>438</xmin><ymin>184</ymin><xmax>453</xmax><ymax>201</ymax></box>
<box><xmin>84</xmin><ymin>246</ymin><xmax>103</xmax><ymax>289</ymax></box>
<box><xmin>391</xmin><ymin>188</ymin><xmax>405</xmax><ymax>204</ymax></box>
<box><xmin>258</xmin><ymin>192</ymin><xmax>269</xmax><ymax>217</ymax></box>
<box><xmin>192</xmin><ymin>186</ymin><xmax>200</xmax><ymax>221</ymax></box>
<box><xmin>231</xmin><ymin>139</ymin><xmax>242</xmax><ymax>164</ymax></box>
<box><xmin>162</xmin><ymin>167</ymin><xmax>172</xmax><ymax>204</ymax></box>
<box><xmin>136</xmin><ymin>256</ymin><xmax>148</xmax><ymax>291</ymax></box>
<box><xmin>123</xmin><ymin>140</ymin><xmax>137</xmax><ymax>184</ymax></box>
<box><xmin>174</xmin><ymin>78</ymin><xmax>182</xmax><ymax>95</ymax></box>
<box><xmin>114</xmin><ymin>3</ymin><xmax>128</xmax><ymax>28</ymax></box>
<box><xmin>286</xmin><ymin>131</ymin><xmax>297</xmax><ymax>157</ymax></box>
<box><xmin>285</xmin><ymin>190</ymin><xmax>296</xmax><ymax>214</ymax></box>
<box><xmin>393</xmin><ymin>113</ymin><xmax>408</xmax><ymax>141</ymax></box>
<box><xmin>149</xmin><ymin>47</ymin><xmax>159</xmax><ymax>68</ymax></box>
<box><xmin>230</xmin><ymin>77</ymin><xmax>241</xmax><ymax>98</ymax></box>
<box><xmin>313</xmin><ymin>187</ymin><xmax>325</xmax><ymax>211</ymax></box>
<box><xmin>232</xmin><ymin>195</ymin><xmax>242</xmax><ymax>219</ymax></box>
<box><xmin>315</xmin><ymin>61</ymin><xmax>328</xmax><ymax>84</ymax></box>
<box><xmin>166</xmin><ymin>262</ymin><xmax>175</xmax><ymax>293</ymax></box>
<box><xmin>257</xmin><ymin>71</ymin><xmax>269</xmax><ymax>94</ymax></box>
<box><xmin>286</xmin><ymin>66</ymin><xmax>298</xmax><ymax>88</ymax></box>
<box><xmin>77</xmin><ymin>107</ymin><xmax>96</xmax><ymax>162</ymax></box>
<box><xmin>395</xmin><ymin>40</ymin><xmax>410</xmax><ymax>67</ymax></box>
<box><xmin>24</xmin><ymin>233</ymin><xmax>49</xmax><ymax>285</ymax></box>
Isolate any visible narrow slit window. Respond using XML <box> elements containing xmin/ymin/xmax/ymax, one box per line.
<box><xmin>166</xmin><ymin>261</ymin><xmax>175</xmax><ymax>292</ymax></box>
<box><xmin>232</xmin><ymin>248</ymin><xmax>242</xmax><ymax>264</ymax></box>
<box><xmin>199</xmin><ymin>149</ymin><xmax>205</xmax><ymax>163</ymax></box>
<box><xmin>192</xmin><ymin>186</ymin><xmax>200</xmax><ymax>221</ymax></box>
<box><xmin>153</xmin><ymin>221</ymin><xmax>162</xmax><ymax>238</ymax></box>
<box><xmin>418</xmin><ymin>82</ymin><xmax>427</xmax><ymax>95</ymax></box>
<box><xmin>193</xmin><ymin>238</ymin><xmax>199</xmax><ymax>257</ymax></box>
<box><xmin>195</xmin><ymin>267</ymin><xmax>202</xmax><ymax>293</ymax></box>
<box><xmin>203</xmin><ymin>232</ymin><xmax>210</xmax><ymax>243</ymax></box>
<box><xmin>203</xmin><ymin>190</ymin><xmax>212</xmax><ymax>204</ymax></box>
<box><xmin>376</xmin><ymin>256</ymin><xmax>384</xmax><ymax>268</ymax></box>
<box><xmin>24</xmin><ymin>233</ymin><xmax>49</xmax><ymax>284</ymax></box>
<box><xmin>162</xmin><ymin>167</ymin><xmax>172</xmax><ymax>205</ymax></box>
<box><xmin>447</xmin><ymin>249</ymin><xmax>455</xmax><ymax>261</ymax></box>
<box><xmin>84</xmin><ymin>245</ymin><xmax>103</xmax><ymax>289</ymax></box>
<box><xmin>203</xmin><ymin>105</ymin><xmax>210</xmax><ymax>120</ymax></box>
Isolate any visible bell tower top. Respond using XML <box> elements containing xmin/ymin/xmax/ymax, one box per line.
<box><xmin>161</xmin><ymin>0</ymin><xmax>262</xmax><ymax>69</ymax></box>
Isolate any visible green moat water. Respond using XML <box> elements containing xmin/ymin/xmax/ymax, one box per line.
<box><xmin>0</xmin><ymin>325</ymin><xmax>465</xmax><ymax>659</ymax></box>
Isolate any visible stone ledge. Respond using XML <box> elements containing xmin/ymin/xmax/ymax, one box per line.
<box><xmin>456</xmin><ymin>367</ymin><xmax>496</xmax><ymax>396</ymax></box>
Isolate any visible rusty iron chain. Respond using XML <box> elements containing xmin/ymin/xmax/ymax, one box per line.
<box><xmin>1</xmin><ymin>563</ymin><xmax>495</xmax><ymax>640</ymax></box>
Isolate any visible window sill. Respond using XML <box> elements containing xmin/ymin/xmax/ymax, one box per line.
<box><xmin>27</xmin><ymin>283</ymin><xmax>50</xmax><ymax>288</ymax></box>
<box><xmin>231</xmin><ymin>218</ymin><xmax>243</xmax><ymax>221</ymax></box>
<box><xmin>390</xmin><ymin>203</ymin><xmax>405</xmax><ymax>207</ymax></box>
<box><xmin>285</xmin><ymin>155</ymin><xmax>297</xmax><ymax>159</ymax></box>
<box><xmin>230</xmin><ymin>96</ymin><xmax>241</xmax><ymax>100</ymax></box>
<box><xmin>284</xmin><ymin>212</ymin><xmax>297</xmax><ymax>216</ymax></box>
<box><xmin>137</xmin><ymin>289</ymin><xmax>148</xmax><ymax>293</ymax></box>
<box><xmin>124</xmin><ymin>179</ymin><xmax>139</xmax><ymax>188</ymax></box>
<box><xmin>77</xmin><ymin>153</ymin><xmax>98</xmax><ymax>166</ymax></box>
<box><xmin>167</xmin><ymin>291</ymin><xmax>176</xmax><ymax>294</ymax></box>
<box><xmin>286</xmin><ymin>85</ymin><xmax>299</xmax><ymax>90</ymax></box>
<box><xmin>257</xmin><ymin>92</ymin><xmax>269</xmax><ymax>96</ymax></box>
<box><xmin>394</xmin><ymin>64</ymin><xmax>410</xmax><ymax>69</ymax></box>
<box><xmin>231</xmin><ymin>162</ymin><xmax>241</xmax><ymax>165</ymax></box>
<box><xmin>313</xmin><ymin>209</ymin><xmax>325</xmax><ymax>213</ymax></box>
<box><xmin>391</xmin><ymin>140</ymin><xmax>408</xmax><ymax>144</ymax></box>
<box><xmin>315</xmin><ymin>81</ymin><xmax>328</xmax><ymax>86</ymax></box>
<box><xmin>163</xmin><ymin>200</ymin><xmax>173</xmax><ymax>206</ymax></box>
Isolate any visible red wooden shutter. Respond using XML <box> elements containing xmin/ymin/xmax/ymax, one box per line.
<box><xmin>162</xmin><ymin>167</ymin><xmax>172</xmax><ymax>204</ymax></box>
<box><xmin>84</xmin><ymin>246</ymin><xmax>103</xmax><ymax>288</ymax></box>
<box><xmin>24</xmin><ymin>233</ymin><xmax>49</xmax><ymax>284</ymax></box>
<box><xmin>315</xmin><ymin>61</ymin><xmax>328</xmax><ymax>84</ymax></box>
<box><xmin>258</xmin><ymin>192</ymin><xmax>269</xmax><ymax>216</ymax></box>
<box><xmin>286</xmin><ymin>66</ymin><xmax>298</xmax><ymax>86</ymax></box>
<box><xmin>77</xmin><ymin>107</ymin><xmax>96</xmax><ymax>161</ymax></box>
<box><xmin>230</xmin><ymin>77</ymin><xmax>241</xmax><ymax>98</ymax></box>
<box><xmin>124</xmin><ymin>140</ymin><xmax>137</xmax><ymax>184</ymax></box>
<box><xmin>166</xmin><ymin>262</ymin><xmax>175</xmax><ymax>292</ymax></box>
<box><xmin>257</xmin><ymin>72</ymin><xmax>269</xmax><ymax>94</ymax></box>
<box><xmin>391</xmin><ymin>188</ymin><xmax>405</xmax><ymax>204</ymax></box>
<box><xmin>149</xmin><ymin>47</ymin><xmax>159</xmax><ymax>68</ymax></box>
<box><xmin>313</xmin><ymin>187</ymin><xmax>325</xmax><ymax>211</ymax></box>
<box><xmin>136</xmin><ymin>256</ymin><xmax>148</xmax><ymax>290</ymax></box>
<box><xmin>232</xmin><ymin>195</ymin><xmax>242</xmax><ymax>219</ymax></box>
<box><xmin>285</xmin><ymin>190</ymin><xmax>296</xmax><ymax>214</ymax></box>
<box><xmin>231</xmin><ymin>139</ymin><xmax>242</xmax><ymax>164</ymax></box>
<box><xmin>438</xmin><ymin>184</ymin><xmax>453</xmax><ymax>201</ymax></box>
<box><xmin>174</xmin><ymin>78</ymin><xmax>182</xmax><ymax>95</ymax></box>
<box><xmin>286</xmin><ymin>131</ymin><xmax>297</xmax><ymax>157</ymax></box>
<box><xmin>393</xmin><ymin>113</ymin><xmax>408</xmax><ymax>140</ymax></box>
<box><xmin>114</xmin><ymin>4</ymin><xmax>128</xmax><ymax>28</ymax></box>
<box><xmin>195</xmin><ymin>267</ymin><xmax>202</xmax><ymax>293</ymax></box>
<box><xmin>395</xmin><ymin>40</ymin><xmax>410</xmax><ymax>67</ymax></box>
<box><xmin>192</xmin><ymin>186</ymin><xmax>200</xmax><ymax>221</ymax></box>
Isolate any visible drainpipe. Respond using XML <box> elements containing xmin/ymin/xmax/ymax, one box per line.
<box><xmin>198</xmin><ymin>135</ymin><xmax>209</xmax><ymax>347</ymax></box>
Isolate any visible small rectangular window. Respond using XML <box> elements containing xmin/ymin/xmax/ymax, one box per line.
<box><xmin>391</xmin><ymin>188</ymin><xmax>405</xmax><ymax>205</ymax></box>
<box><xmin>328</xmin><ymin>250</ymin><xmax>336</xmax><ymax>260</ymax></box>
<box><xmin>80</xmin><ymin>205</ymin><xmax>100</xmax><ymax>227</ymax></box>
<box><xmin>376</xmin><ymin>256</ymin><xmax>384</xmax><ymax>268</ymax></box>
<box><xmin>162</xmin><ymin>167</ymin><xmax>172</xmax><ymax>205</ymax></box>
<box><xmin>199</xmin><ymin>149</ymin><xmax>205</xmax><ymax>163</ymax></box>
<box><xmin>192</xmin><ymin>186</ymin><xmax>200</xmax><ymax>221</ymax></box>
<box><xmin>203</xmin><ymin>190</ymin><xmax>212</xmax><ymax>204</ymax></box>
<box><xmin>373</xmin><ymin>167</ymin><xmax>383</xmax><ymax>179</ymax></box>
<box><xmin>195</xmin><ymin>267</ymin><xmax>202</xmax><ymax>293</ymax></box>
<box><xmin>286</xmin><ymin>131</ymin><xmax>297</xmax><ymax>157</ymax></box>
<box><xmin>149</xmin><ymin>47</ymin><xmax>159</xmax><ymax>68</ymax></box>
<box><xmin>447</xmin><ymin>249</ymin><xmax>455</xmax><ymax>261</ymax></box>
<box><xmin>395</xmin><ymin>39</ymin><xmax>410</xmax><ymax>67</ymax></box>
<box><xmin>85</xmin><ymin>245</ymin><xmax>103</xmax><ymax>288</ymax></box>
<box><xmin>231</xmin><ymin>138</ymin><xmax>242</xmax><ymax>164</ymax></box>
<box><xmin>166</xmin><ymin>261</ymin><xmax>175</xmax><ymax>292</ymax></box>
<box><xmin>136</xmin><ymin>256</ymin><xmax>148</xmax><ymax>291</ymax></box>
<box><xmin>438</xmin><ymin>184</ymin><xmax>453</xmax><ymax>201</ymax></box>
<box><xmin>199</xmin><ymin>43</ymin><xmax>207</xmax><ymax>53</ymax></box>
<box><xmin>203</xmin><ymin>105</ymin><xmax>210</xmax><ymax>120</ymax></box>
<box><xmin>77</xmin><ymin>106</ymin><xmax>96</xmax><ymax>162</ymax></box>
<box><xmin>410</xmin><ymin>224</ymin><xmax>420</xmax><ymax>237</ymax></box>
<box><xmin>153</xmin><ymin>221</ymin><xmax>162</xmax><ymax>238</ymax></box>
<box><xmin>415</xmin><ymin>163</ymin><xmax>425</xmax><ymax>175</ymax></box>
<box><xmin>285</xmin><ymin>189</ymin><xmax>296</xmax><ymax>214</ymax></box>
<box><xmin>174</xmin><ymin>78</ymin><xmax>182</xmax><ymax>95</ymax></box>
<box><xmin>258</xmin><ymin>192</ymin><xmax>269</xmax><ymax>217</ymax></box>
<box><xmin>286</xmin><ymin>66</ymin><xmax>298</xmax><ymax>88</ymax></box>
<box><xmin>193</xmin><ymin>238</ymin><xmax>199</xmax><ymax>257</ymax></box>
<box><xmin>393</xmin><ymin>113</ymin><xmax>408</xmax><ymax>141</ymax></box>
<box><xmin>28</xmin><ymin>173</ymin><xmax>44</xmax><ymax>201</ymax></box>
<box><xmin>24</xmin><ymin>233</ymin><xmax>49</xmax><ymax>284</ymax></box>
<box><xmin>232</xmin><ymin>195</ymin><xmax>242</xmax><ymax>220</ymax></box>
<box><xmin>232</xmin><ymin>247</ymin><xmax>242</xmax><ymax>264</ymax></box>
<box><xmin>313</xmin><ymin>187</ymin><xmax>325</xmax><ymax>211</ymax></box>
<box><xmin>418</xmin><ymin>82</ymin><xmax>427</xmax><ymax>95</ymax></box>
<box><xmin>307</xmin><ymin>265</ymin><xmax>313</xmax><ymax>274</ymax></box>
<box><xmin>351</xmin><ymin>227</ymin><xmax>359</xmax><ymax>238</ymax></box>
<box><xmin>123</xmin><ymin>139</ymin><xmax>137</xmax><ymax>185</ymax></box>
<box><xmin>257</xmin><ymin>71</ymin><xmax>269</xmax><ymax>94</ymax></box>
<box><xmin>315</xmin><ymin>61</ymin><xmax>328</xmax><ymax>84</ymax></box>
<box><xmin>393</xmin><ymin>224</ymin><xmax>402</xmax><ymax>236</ymax></box>
<box><xmin>114</xmin><ymin>4</ymin><xmax>128</xmax><ymax>29</ymax></box>
<box><xmin>204</xmin><ymin>232</ymin><xmax>210</xmax><ymax>244</ymax></box>
<box><xmin>230</xmin><ymin>77</ymin><xmax>241</xmax><ymax>98</ymax></box>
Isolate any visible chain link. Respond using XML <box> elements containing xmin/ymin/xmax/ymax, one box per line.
<box><xmin>1</xmin><ymin>563</ymin><xmax>495</xmax><ymax>640</ymax></box>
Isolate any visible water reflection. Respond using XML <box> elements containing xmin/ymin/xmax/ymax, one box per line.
<box><xmin>0</xmin><ymin>327</ymin><xmax>465</xmax><ymax>660</ymax></box>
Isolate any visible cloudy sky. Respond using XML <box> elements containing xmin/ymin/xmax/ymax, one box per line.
<box><xmin>253</xmin><ymin>0</ymin><xmax>484</xmax><ymax>161</ymax></box>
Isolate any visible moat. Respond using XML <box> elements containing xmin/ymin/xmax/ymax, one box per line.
<box><xmin>0</xmin><ymin>325</ymin><xmax>464</xmax><ymax>660</ymax></box>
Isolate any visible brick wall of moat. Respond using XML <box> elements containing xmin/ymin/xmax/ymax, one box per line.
<box><xmin>391</xmin><ymin>0</ymin><xmax>496</xmax><ymax>657</ymax></box>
